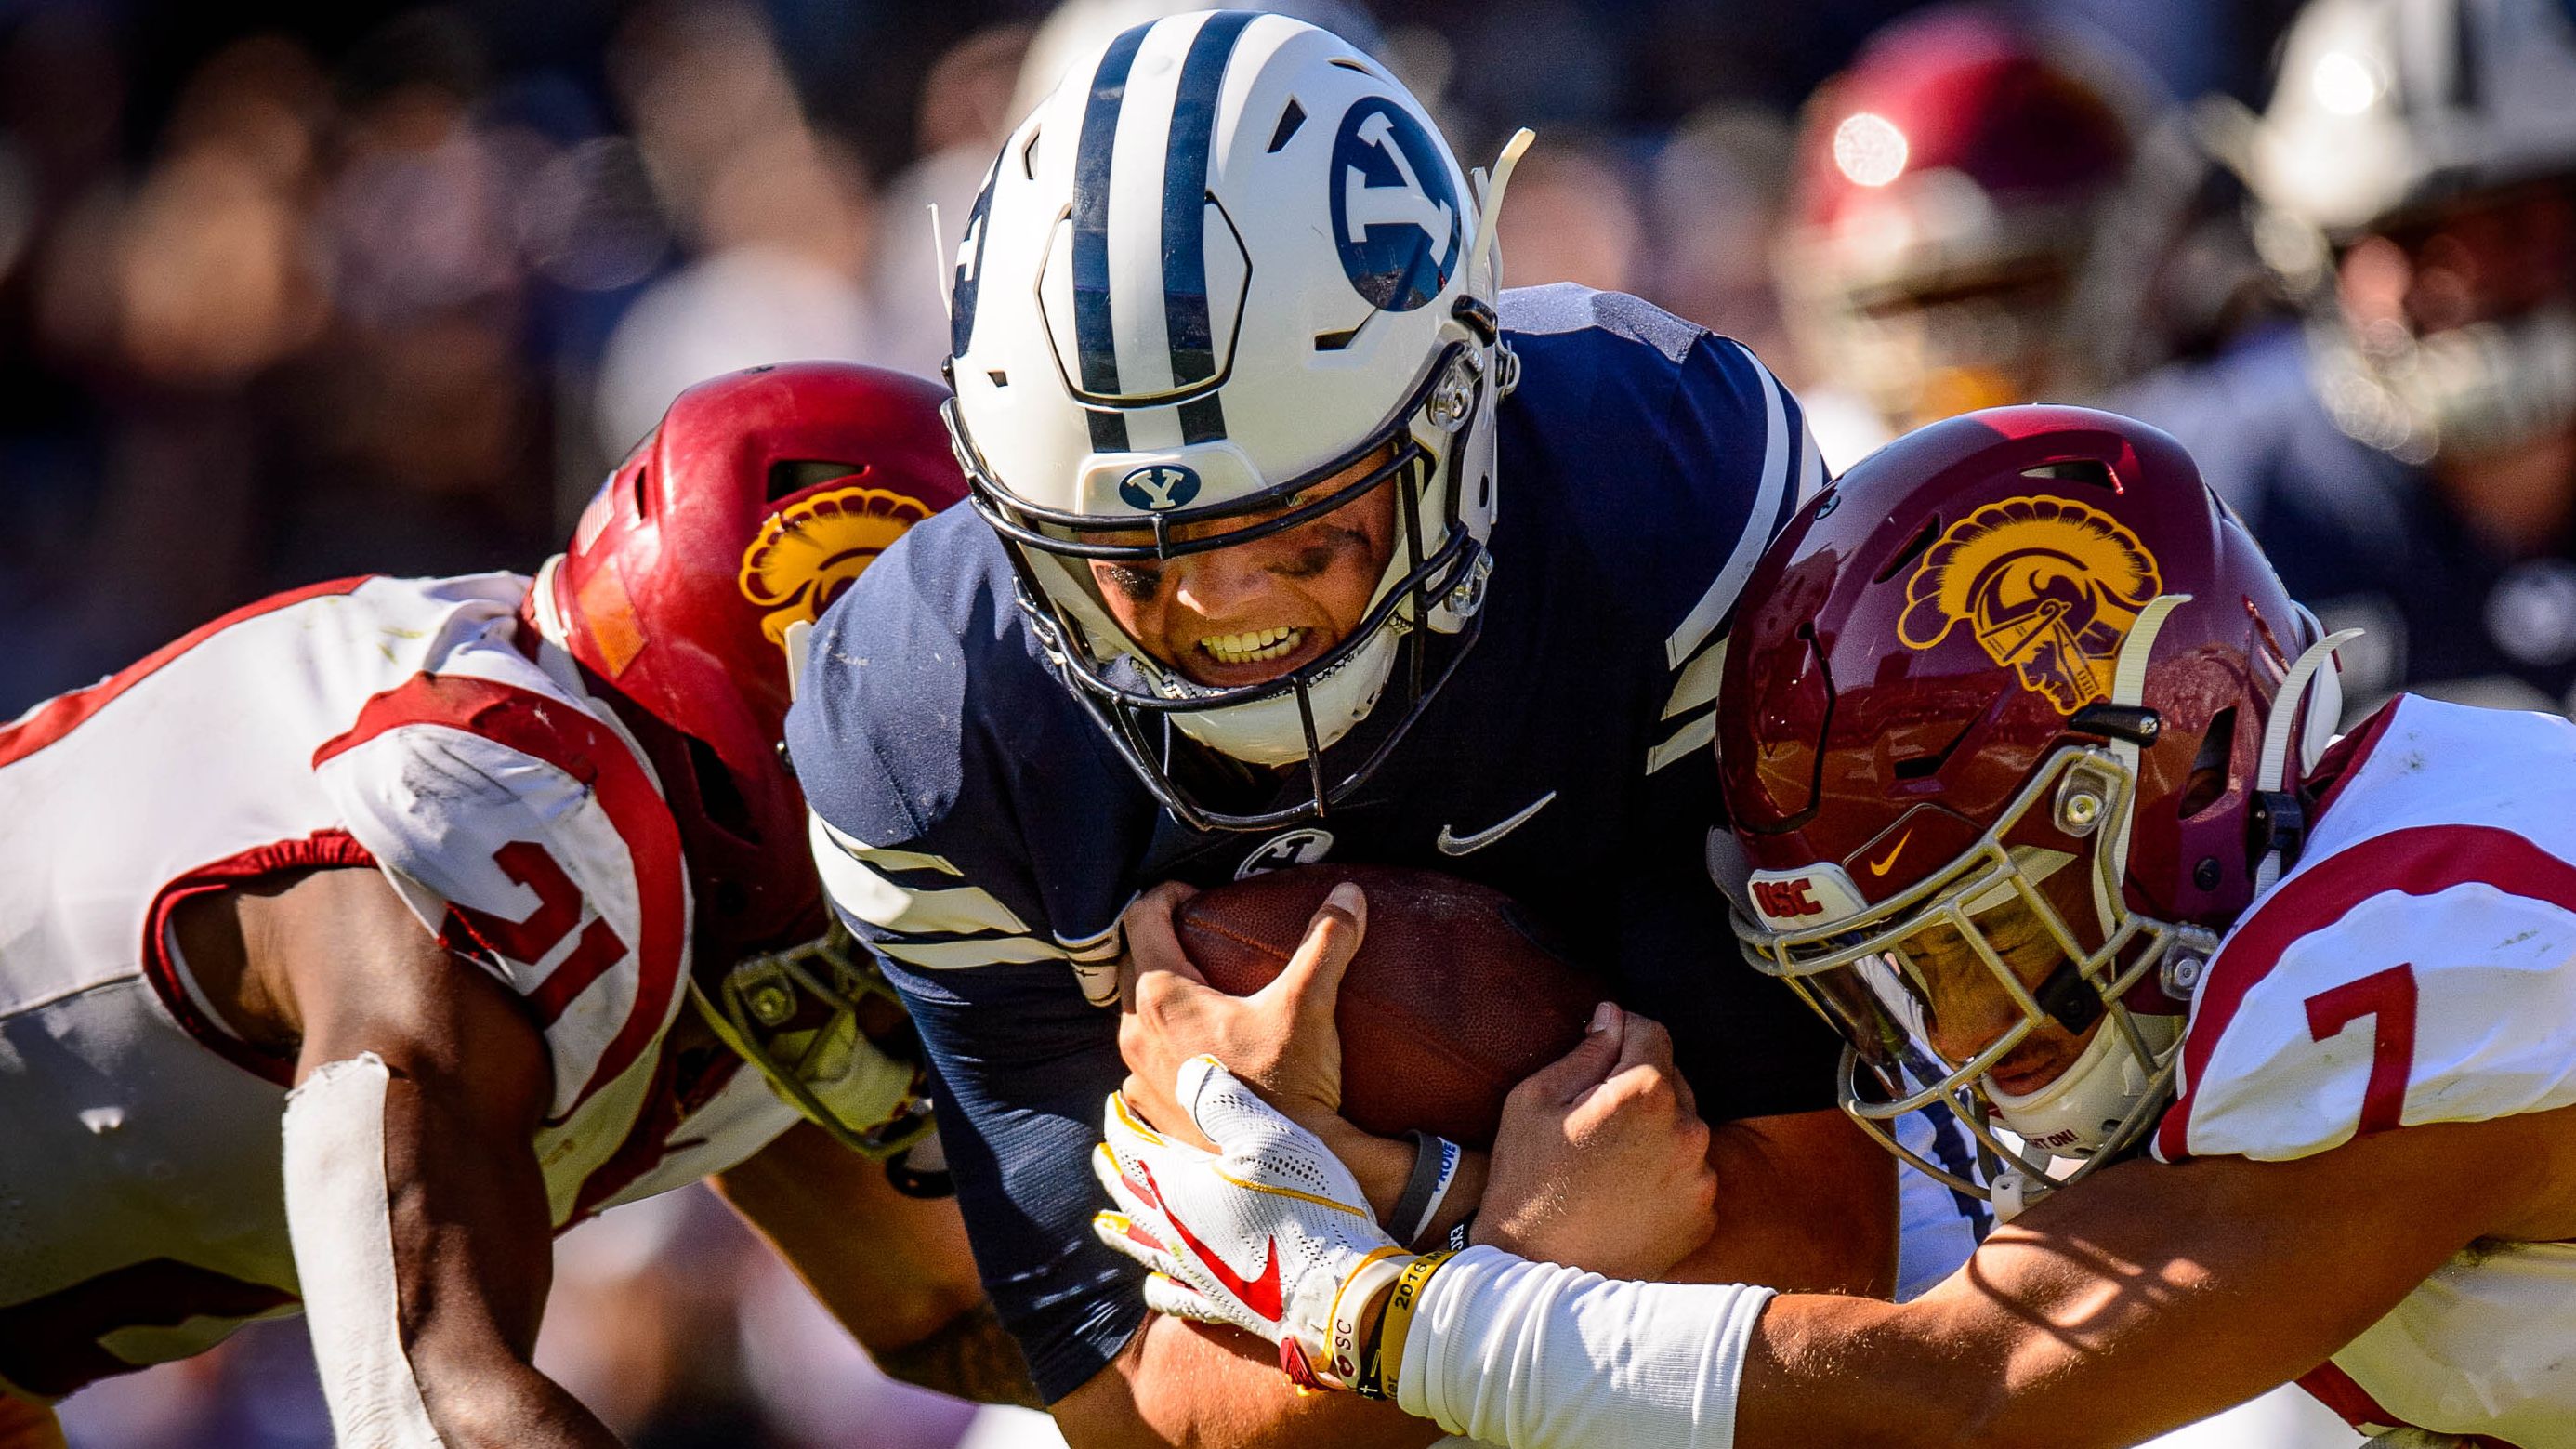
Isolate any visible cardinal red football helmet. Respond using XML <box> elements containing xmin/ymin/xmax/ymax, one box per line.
<box><xmin>533</xmin><ymin>362</ymin><xmax>966</xmax><ymax>1151</ymax></box>
<box><xmin>1781</xmin><ymin>7</ymin><xmax>2153</xmax><ymax>434</ymax></box>
<box><xmin>1717</xmin><ymin>406</ymin><xmax>2348</xmax><ymax>1202</ymax></box>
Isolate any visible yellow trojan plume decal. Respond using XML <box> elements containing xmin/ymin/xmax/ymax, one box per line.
<box><xmin>739</xmin><ymin>486</ymin><xmax>933</xmax><ymax>646</ymax></box>
<box><xmin>1897</xmin><ymin>495</ymin><xmax>2162</xmax><ymax>715</ymax></box>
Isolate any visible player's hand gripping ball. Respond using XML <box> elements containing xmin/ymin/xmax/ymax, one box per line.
<box><xmin>1172</xmin><ymin>865</ymin><xmax>1600</xmax><ymax>1147</ymax></box>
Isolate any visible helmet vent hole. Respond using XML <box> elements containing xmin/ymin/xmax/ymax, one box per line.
<box><xmin>1327</xmin><ymin>57</ymin><xmax>1377</xmax><ymax>76</ymax></box>
<box><xmin>1021</xmin><ymin>126</ymin><xmax>1043</xmax><ymax>179</ymax></box>
<box><xmin>988</xmin><ymin>370</ymin><xmax>1009</xmax><ymax>387</ymax></box>
<box><xmin>2020</xmin><ymin>460</ymin><xmax>2118</xmax><ymax>492</ymax></box>
<box><xmin>685</xmin><ymin>734</ymin><xmax>761</xmax><ymax>846</ymax></box>
<box><xmin>1891</xmin><ymin>722</ymin><xmax>1969</xmax><ymax>781</ymax></box>
<box><xmin>1314</xmin><ymin>323</ymin><xmax>1362</xmax><ymax>352</ymax></box>
<box><xmin>2179</xmin><ymin>706</ymin><xmax>2239</xmax><ymax>820</ymax></box>
<box><xmin>1268</xmin><ymin>99</ymin><xmax>1306</xmax><ymax>152</ymax></box>
<box><xmin>1873</xmin><ymin>515</ymin><xmax>1941</xmax><ymax>584</ymax></box>
<box><xmin>768</xmin><ymin>459</ymin><xmax>867</xmax><ymax>503</ymax></box>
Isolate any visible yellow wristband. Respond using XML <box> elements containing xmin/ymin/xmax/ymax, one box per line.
<box><xmin>1373</xmin><ymin>1247</ymin><xmax>1459</xmax><ymax>1405</ymax></box>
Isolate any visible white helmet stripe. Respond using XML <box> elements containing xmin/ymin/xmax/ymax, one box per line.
<box><xmin>1071</xmin><ymin>23</ymin><xmax>1149</xmax><ymax>451</ymax></box>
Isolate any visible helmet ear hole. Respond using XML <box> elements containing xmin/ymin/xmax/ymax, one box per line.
<box><xmin>2178</xmin><ymin>705</ymin><xmax>2239</xmax><ymax>820</ymax></box>
<box><xmin>684</xmin><ymin>734</ymin><xmax>761</xmax><ymax>848</ymax></box>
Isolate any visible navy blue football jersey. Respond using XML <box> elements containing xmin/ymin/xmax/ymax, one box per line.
<box><xmin>791</xmin><ymin>284</ymin><xmax>1847</xmax><ymax>1401</ymax></box>
<box><xmin>2123</xmin><ymin>328</ymin><xmax>2576</xmax><ymax>718</ymax></box>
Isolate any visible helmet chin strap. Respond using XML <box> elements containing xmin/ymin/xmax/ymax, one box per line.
<box><xmin>2093</xmin><ymin>592</ymin><xmax>2191</xmax><ymax>939</ymax></box>
<box><xmin>1465</xmin><ymin>129</ymin><xmax>1536</xmax><ymax>300</ymax></box>
<box><xmin>2251</xmin><ymin>626</ymin><xmax>2364</xmax><ymax>894</ymax></box>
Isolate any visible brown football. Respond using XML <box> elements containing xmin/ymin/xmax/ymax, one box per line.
<box><xmin>1173</xmin><ymin>864</ymin><xmax>1604</xmax><ymax>1148</ymax></box>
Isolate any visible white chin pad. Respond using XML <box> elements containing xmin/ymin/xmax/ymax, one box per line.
<box><xmin>283</xmin><ymin>1052</ymin><xmax>448</xmax><ymax>1448</ymax></box>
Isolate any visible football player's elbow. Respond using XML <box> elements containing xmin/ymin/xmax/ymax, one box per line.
<box><xmin>859</xmin><ymin>1267</ymin><xmax>992</xmax><ymax>1356</ymax></box>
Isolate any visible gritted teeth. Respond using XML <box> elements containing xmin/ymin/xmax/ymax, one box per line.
<box><xmin>1198</xmin><ymin>626</ymin><xmax>1306</xmax><ymax>665</ymax></box>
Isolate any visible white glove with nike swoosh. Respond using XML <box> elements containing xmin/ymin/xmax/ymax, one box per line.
<box><xmin>1092</xmin><ymin>1055</ymin><xmax>1418</xmax><ymax>1393</ymax></box>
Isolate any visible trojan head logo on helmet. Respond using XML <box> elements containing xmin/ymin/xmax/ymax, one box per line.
<box><xmin>1897</xmin><ymin>496</ymin><xmax>2165</xmax><ymax>714</ymax></box>
<box><xmin>942</xmin><ymin>8</ymin><xmax>1529</xmax><ymax>830</ymax></box>
<box><xmin>533</xmin><ymin>361</ymin><xmax>966</xmax><ymax>1153</ymax></box>
<box><xmin>1718</xmin><ymin>406</ymin><xmax>2354</xmax><ymax>1207</ymax></box>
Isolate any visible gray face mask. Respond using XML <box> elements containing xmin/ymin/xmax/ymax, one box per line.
<box><xmin>2311</xmin><ymin>300</ymin><xmax>2576</xmax><ymax>464</ymax></box>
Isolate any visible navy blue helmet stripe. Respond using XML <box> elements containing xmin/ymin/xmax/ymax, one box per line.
<box><xmin>1071</xmin><ymin>24</ymin><xmax>1148</xmax><ymax>411</ymax></box>
<box><xmin>1178</xmin><ymin>396</ymin><xmax>1227</xmax><ymax>443</ymax></box>
<box><xmin>1160</xmin><ymin>9</ymin><xmax>1255</xmax><ymax>440</ymax></box>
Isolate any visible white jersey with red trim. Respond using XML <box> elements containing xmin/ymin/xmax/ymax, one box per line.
<box><xmin>2151</xmin><ymin>694</ymin><xmax>2576</xmax><ymax>1449</ymax></box>
<box><xmin>0</xmin><ymin>574</ymin><xmax>796</xmax><ymax>1401</ymax></box>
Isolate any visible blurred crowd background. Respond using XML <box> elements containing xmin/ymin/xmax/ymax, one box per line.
<box><xmin>10</xmin><ymin>0</ymin><xmax>2559</xmax><ymax>1442</ymax></box>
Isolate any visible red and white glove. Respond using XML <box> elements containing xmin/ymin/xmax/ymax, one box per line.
<box><xmin>1092</xmin><ymin>1055</ymin><xmax>1421</xmax><ymax>1393</ymax></box>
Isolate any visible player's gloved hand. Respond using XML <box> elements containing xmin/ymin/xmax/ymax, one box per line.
<box><xmin>1092</xmin><ymin>1054</ymin><xmax>1419</xmax><ymax>1392</ymax></box>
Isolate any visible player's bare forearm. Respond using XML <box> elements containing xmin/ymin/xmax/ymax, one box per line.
<box><xmin>1737</xmin><ymin>1106</ymin><xmax>2576</xmax><ymax>1449</ymax></box>
<box><xmin>712</xmin><ymin>1122</ymin><xmax>1012</xmax><ymax>1381</ymax></box>
<box><xmin>1672</xmin><ymin>1107</ymin><xmax>1895</xmax><ymax>1296</ymax></box>
<box><xmin>251</xmin><ymin>866</ymin><xmax>623</xmax><ymax>1448</ymax></box>
<box><xmin>1053</xmin><ymin>1311</ymin><xmax>1446</xmax><ymax>1449</ymax></box>
<box><xmin>871</xmin><ymin>1300</ymin><xmax>1045</xmax><ymax>1408</ymax></box>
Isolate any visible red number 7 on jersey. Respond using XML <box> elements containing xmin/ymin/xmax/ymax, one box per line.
<box><xmin>2304</xmin><ymin>963</ymin><xmax>2419</xmax><ymax>1138</ymax></box>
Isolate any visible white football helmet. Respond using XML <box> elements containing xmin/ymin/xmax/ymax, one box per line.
<box><xmin>2250</xmin><ymin>0</ymin><xmax>2576</xmax><ymax>461</ymax></box>
<box><xmin>944</xmin><ymin>9</ymin><xmax>1519</xmax><ymax>829</ymax></box>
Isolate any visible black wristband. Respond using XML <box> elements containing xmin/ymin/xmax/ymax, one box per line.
<box><xmin>1446</xmin><ymin>1213</ymin><xmax>1475</xmax><ymax>1252</ymax></box>
<box><xmin>1387</xmin><ymin>1130</ymin><xmax>1460</xmax><ymax>1246</ymax></box>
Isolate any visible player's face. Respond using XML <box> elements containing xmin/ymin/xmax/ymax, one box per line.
<box><xmin>1902</xmin><ymin>891</ymin><xmax>2096</xmax><ymax>1098</ymax></box>
<box><xmin>2336</xmin><ymin>181</ymin><xmax>2576</xmax><ymax>340</ymax></box>
<box><xmin>1086</xmin><ymin>446</ymin><xmax>1400</xmax><ymax>688</ymax></box>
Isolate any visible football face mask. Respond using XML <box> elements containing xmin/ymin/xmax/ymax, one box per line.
<box><xmin>1736</xmin><ymin>744</ymin><xmax>2208</xmax><ymax>1202</ymax></box>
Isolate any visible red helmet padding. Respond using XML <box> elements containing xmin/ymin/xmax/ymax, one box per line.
<box><xmin>546</xmin><ymin>362</ymin><xmax>966</xmax><ymax>952</ymax></box>
<box><xmin>1719</xmin><ymin>405</ymin><xmax>2309</xmax><ymax>932</ymax></box>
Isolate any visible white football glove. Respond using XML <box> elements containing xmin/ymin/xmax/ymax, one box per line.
<box><xmin>1092</xmin><ymin>1055</ymin><xmax>1417</xmax><ymax>1392</ymax></box>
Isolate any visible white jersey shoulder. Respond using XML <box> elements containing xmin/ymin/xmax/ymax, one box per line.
<box><xmin>2150</xmin><ymin>694</ymin><xmax>2576</xmax><ymax>1448</ymax></box>
<box><xmin>2157</xmin><ymin>694</ymin><xmax>2576</xmax><ymax>1164</ymax></box>
<box><xmin>0</xmin><ymin>575</ymin><xmax>789</xmax><ymax>1397</ymax></box>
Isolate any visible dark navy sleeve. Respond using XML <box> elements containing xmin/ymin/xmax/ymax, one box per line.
<box><xmin>784</xmin><ymin>511</ymin><xmax>1153</xmax><ymax>1403</ymax></box>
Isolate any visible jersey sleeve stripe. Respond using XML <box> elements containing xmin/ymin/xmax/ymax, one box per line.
<box><xmin>315</xmin><ymin>673</ymin><xmax>689</xmax><ymax>1120</ymax></box>
<box><xmin>0</xmin><ymin>576</ymin><xmax>372</xmax><ymax>770</ymax></box>
<box><xmin>1645</xmin><ymin>710</ymin><xmax>1718</xmax><ymax>777</ymax></box>
<box><xmin>1663</xmin><ymin>343</ymin><xmax>1790</xmax><ymax>672</ymax></box>
<box><xmin>139</xmin><ymin>829</ymin><xmax>383</xmax><ymax>1087</ymax></box>
<box><xmin>812</xmin><ymin>816</ymin><xmax>1040</xmax><ymax>935</ymax></box>
<box><xmin>2156</xmin><ymin>823</ymin><xmax>2576</xmax><ymax>1162</ymax></box>
<box><xmin>875</xmin><ymin>936</ymin><xmax>1072</xmax><ymax>970</ymax></box>
<box><xmin>1660</xmin><ymin>638</ymin><xmax>1727</xmax><ymax>721</ymax></box>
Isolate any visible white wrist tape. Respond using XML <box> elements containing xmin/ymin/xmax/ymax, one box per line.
<box><xmin>1394</xmin><ymin>1246</ymin><xmax>1772</xmax><ymax>1449</ymax></box>
<box><xmin>283</xmin><ymin>1053</ymin><xmax>449</xmax><ymax>1449</ymax></box>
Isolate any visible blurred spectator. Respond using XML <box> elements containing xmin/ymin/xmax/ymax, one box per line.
<box><xmin>1493</xmin><ymin>133</ymin><xmax>1646</xmax><ymax>295</ymax></box>
<box><xmin>1771</xmin><ymin>5</ymin><xmax>2276</xmax><ymax>467</ymax></box>
<box><xmin>2127</xmin><ymin>0</ymin><xmax>2576</xmax><ymax>721</ymax></box>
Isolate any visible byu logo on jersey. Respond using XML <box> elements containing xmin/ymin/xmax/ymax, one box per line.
<box><xmin>1237</xmin><ymin>827</ymin><xmax>1334</xmax><ymax>880</ymax></box>
<box><xmin>1118</xmin><ymin>464</ymin><xmax>1203</xmax><ymax>512</ymax></box>
<box><xmin>1328</xmin><ymin>99</ymin><xmax>1460</xmax><ymax>313</ymax></box>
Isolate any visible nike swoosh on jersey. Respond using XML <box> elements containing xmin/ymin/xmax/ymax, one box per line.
<box><xmin>1868</xmin><ymin>827</ymin><xmax>1913</xmax><ymax>876</ymax></box>
<box><xmin>1437</xmin><ymin>791</ymin><xmax>1558</xmax><ymax>856</ymax></box>
<box><xmin>1143</xmin><ymin>1163</ymin><xmax>1284</xmax><ymax>1322</ymax></box>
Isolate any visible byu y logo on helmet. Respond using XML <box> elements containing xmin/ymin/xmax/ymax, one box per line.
<box><xmin>1118</xmin><ymin>464</ymin><xmax>1204</xmax><ymax>512</ymax></box>
<box><xmin>1329</xmin><ymin>99</ymin><xmax>1462</xmax><ymax>312</ymax></box>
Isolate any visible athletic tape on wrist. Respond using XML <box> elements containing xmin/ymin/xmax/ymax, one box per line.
<box><xmin>1387</xmin><ymin>1132</ymin><xmax>1460</xmax><ymax>1246</ymax></box>
<box><xmin>282</xmin><ymin>1053</ymin><xmax>449</xmax><ymax>1449</ymax></box>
